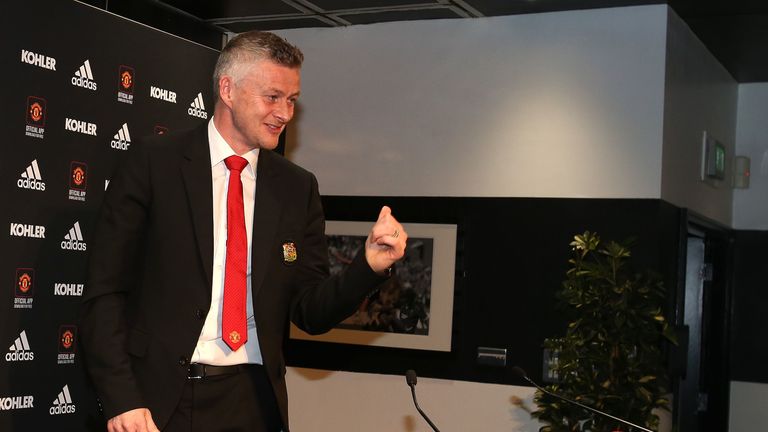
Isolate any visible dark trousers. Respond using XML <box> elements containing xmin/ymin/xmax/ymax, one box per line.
<box><xmin>164</xmin><ymin>365</ymin><xmax>283</xmax><ymax>432</ymax></box>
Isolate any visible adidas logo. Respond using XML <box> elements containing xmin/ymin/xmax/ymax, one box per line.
<box><xmin>5</xmin><ymin>330</ymin><xmax>34</xmax><ymax>362</ymax></box>
<box><xmin>188</xmin><ymin>92</ymin><xmax>208</xmax><ymax>119</ymax></box>
<box><xmin>49</xmin><ymin>385</ymin><xmax>76</xmax><ymax>415</ymax></box>
<box><xmin>60</xmin><ymin>221</ymin><xmax>86</xmax><ymax>251</ymax></box>
<box><xmin>110</xmin><ymin>123</ymin><xmax>131</xmax><ymax>150</ymax></box>
<box><xmin>17</xmin><ymin>159</ymin><xmax>45</xmax><ymax>191</ymax></box>
<box><xmin>71</xmin><ymin>60</ymin><xmax>97</xmax><ymax>90</ymax></box>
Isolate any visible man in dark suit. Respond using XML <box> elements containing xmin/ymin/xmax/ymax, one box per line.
<box><xmin>80</xmin><ymin>31</ymin><xmax>407</xmax><ymax>432</ymax></box>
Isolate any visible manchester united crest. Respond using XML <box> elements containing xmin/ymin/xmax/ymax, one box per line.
<box><xmin>119</xmin><ymin>65</ymin><xmax>134</xmax><ymax>92</ymax></box>
<box><xmin>70</xmin><ymin>161</ymin><xmax>88</xmax><ymax>189</ymax></box>
<box><xmin>25</xmin><ymin>96</ymin><xmax>46</xmax><ymax>139</ymax></box>
<box><xmin>61</xmin><ymin>330</ymin><xmax>75</xmax><ymax>350</ymax></box>
<box><xmin>17</xmin><ymin>270</ymin><xmax>33</xmax><ymax>295</ymax></box>
<box><xmin>68</xmin><ymin>161</ymin><xmax>88</xmax><ymax>202</ymax></box>
<box><xmin>58</xmin><ymin>325</ymin><xmax>77</xmax><ymax>365</ymax></box>
<box><xmin>282</xmin><ymin>242</ymin><xmax>297</xmax><ymax>264</ymax></box>
<box><xmin>117</xmin><ymin>65</ymin><xmax>135</xmax><ymax>104</ymax></box>
<box><xmin>228</xmin><ymin>331</ymin><xmax>241</xmax><ymax>345</ymax></box>
<box><xmin>14</xmin><ymin>268</ymin><xmax>34</xmax><ymax>309</ymax></box>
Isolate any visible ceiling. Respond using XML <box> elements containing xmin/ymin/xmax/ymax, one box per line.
<box><xmin>91</xmin><ymin>0</ymin><xmax>768</xmax><ymax>82</ymax></box>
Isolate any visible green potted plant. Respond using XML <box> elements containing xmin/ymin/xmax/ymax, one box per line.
<box><xmin>531</xmin><ymin>231</ymin><xmax>676</xmax><ymax>431</ymax></box>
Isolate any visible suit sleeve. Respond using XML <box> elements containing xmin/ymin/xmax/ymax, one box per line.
<box><xmin>79</xmin><ymin>143</ymin><xmax>151</xmax><ymax>419</ymax></box>
<box><xmin>289</xmin><ymin>173</ymin><xmax>388</xmax><ymax>334</ymax></box>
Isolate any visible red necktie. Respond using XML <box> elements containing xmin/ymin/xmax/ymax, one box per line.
<box><xmin>222</xmin><ymin>155</ymin><xmax>249</xmax><ymax>351</ymax></box>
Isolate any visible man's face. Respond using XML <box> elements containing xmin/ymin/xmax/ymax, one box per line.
<box><xmin>228</xmin><ymin>59</ymin><xmax>300</xmax><ymax>150</ymax></box>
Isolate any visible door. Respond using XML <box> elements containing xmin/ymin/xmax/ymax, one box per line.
<box><xmin>674</xmin><ymin>223</ymin><xmax>731</xmax><ymax>432</ymax></box>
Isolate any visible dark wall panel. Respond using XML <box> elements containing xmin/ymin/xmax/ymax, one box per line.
<box><xmin>0</xmin><ymin>1</ymin><xmax>218</xmax><ymax>430</ymax></box>
<box><xmin>287</xmin><ymin>197</ymin><xmax>684</xmax><ymax>387</ymax></box>
<box><xmin>730</xmin><ymin>230</ymin><xmax>768</xmax><ymax>383</ymax></box>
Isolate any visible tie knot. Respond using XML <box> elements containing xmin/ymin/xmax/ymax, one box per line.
<box><xmin>225</xmin><ymin>155</ymin><xmax>248</xmax><ymax>173</ymax></box>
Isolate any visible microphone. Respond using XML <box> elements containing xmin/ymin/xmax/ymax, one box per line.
<box><xmin>512</xmin><ymin>366</ymin><xmax>653</xmax><ymax>432</ymax></box>
<box><xmin>406</xmin><ymin>369</ymin><xmax>418</xmax><ymax>386</ymax></box>
<box><xmin>405</xmin><ymin>370</ymin><xmax>441</xmax><ymax>432</ymax></box>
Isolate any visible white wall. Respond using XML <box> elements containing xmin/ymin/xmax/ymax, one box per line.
<box><xmin>286</xmin><ymin>367</ymin><xmax>542</xmax><ymax>432</ymax></box>
<box><xmin>660</xmin><ymin>10</ymin><xmax>739</xmax><ymax>226</ymax></box>
<box><xmin>732</xmin><ymin>83</ymin><xmax>768</xmax><ymax>229</ymax></box>
<box><xmin>729</xmin><ymin>381</ymin><xmax>768</xmax><ymax>432</ymax></box>
<box><xmin>273</xmin><ymin>5</ymin><xmax>746</xmax><ymax>431</ymax></box>
<box><xmin>278</xmin><ymin>6</ymin><xmax>668</xmax><ymax>198</ymax></box>
<box><xmin>286</xmin><ymin>368</ymin><xmax>672</xmax><ymax>432</ymax></box>
<box><xmin>728</xmin><ymin>83</ymin><xmax>768</xmax><ymax>431</ymax></box>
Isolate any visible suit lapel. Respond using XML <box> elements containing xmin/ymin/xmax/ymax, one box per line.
<box><xmin>251</xmin><ymin>150</ymin><xmax>282</xmax><ymax>300</ymax></box>
<box><xmin>181</xmin><ymin>126</ymin><xmax>214</xmax><ymax>290</ymax></box>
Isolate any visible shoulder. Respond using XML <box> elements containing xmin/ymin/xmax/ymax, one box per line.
<box><xmin>136</xmin><ymin>125</ymin><xmax>206</xmax><ymax>154</ymax></box>
<box><xmin>259</xmin><ymin>149</ymin><xmax>316</xmax><ymax>182</ymax></box>
<box><xmin>258</xmin><ymin>150</ymin><xmax>322</xmax><ymax>203</ymax></box>
<box><xmin>118</xmin><ymin>125</ymin><xmax>208</xmax><ymax>171</ymax></box>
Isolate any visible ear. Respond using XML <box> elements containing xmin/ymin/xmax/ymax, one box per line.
<box><xmin>218</xmin><ymin>76</ymin><xmax>234</xmax><ymax>108</ymax></box>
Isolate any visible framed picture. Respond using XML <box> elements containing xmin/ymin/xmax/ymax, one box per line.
<box><xmin>290</xmin><ymin>221</ymin><xmax>457</xmax><ymax>351</ymax></box>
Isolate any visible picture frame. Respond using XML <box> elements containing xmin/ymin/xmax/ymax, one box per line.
<box><xmin>290</xmin><ymin>221</ymin><xmax>457</xmax><ymax>351</ymax></box>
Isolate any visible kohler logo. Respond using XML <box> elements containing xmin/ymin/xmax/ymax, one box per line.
<box><xmin>65</xmin><ymin>118</ymin><xmax>97</xmax><ymax>136</ymax></box>
<box><xmin>21</xmin><ymin>49</ymin><xmax>55</xmax><ymax>71</ymax></box>
<box><xmin>0</xmin><ymin>395</ymin><xmax>34</xmax><ymax>411</ymax></box>
<box><xmin>10</xmin><ymin>223</ymin><xmax>45</xmax><ymax>239</ymax></box>
<box><xmin>150</xmin><ymin>85</ymin><xmax>176</xmax><ymax>103</ymax></box>
<box><xmin>54</xmin><ymin>283</ymin><xmax>84</xmax><ymax>296</ymax></box>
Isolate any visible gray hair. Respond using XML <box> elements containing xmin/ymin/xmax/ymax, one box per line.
<box><xmin>213</xmin><ymin>31</ymin><xmax>304</xmax><ymax>95</ymax></box>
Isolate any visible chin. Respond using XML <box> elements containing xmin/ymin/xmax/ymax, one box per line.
<box><xmin>259</xmin><ymin>141</ymin><xmax>279</xmax><ymax>150</ymax></box>
<box><xmin>249</xmin><ymin>135</ymin><xmax>279</xmax><ymax>150</ymax></box>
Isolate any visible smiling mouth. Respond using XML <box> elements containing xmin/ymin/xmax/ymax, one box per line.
<box><xmin>265</xmin><ymin>123</ymin><xmax>284</xmax><ymax>134</ymax></box>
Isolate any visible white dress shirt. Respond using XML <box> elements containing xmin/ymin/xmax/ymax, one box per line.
<box><xmin>190</xmin><ymin>118</ymin><xmax>263</xmax><ymax>366</ymax></box>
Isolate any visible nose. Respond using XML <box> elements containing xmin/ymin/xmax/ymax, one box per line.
<box><xmin>273</xmin><ymin>101</ymin><xmax>293</xmax><ymax>124</ymax></box>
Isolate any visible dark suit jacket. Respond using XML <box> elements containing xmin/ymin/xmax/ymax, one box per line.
<box><xmin>80</xmin><ymin>125</ymin><xmax>384</xmax><ymax>430</ymax></box>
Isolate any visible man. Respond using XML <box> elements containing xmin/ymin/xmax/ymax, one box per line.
<box><xmin>80</xmin><ymin>31</ymin><xmax>407</xmax><ymax>432</ymax></box>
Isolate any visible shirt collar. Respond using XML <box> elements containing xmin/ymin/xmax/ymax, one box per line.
<box><xmin>207</xmin><ymin>116</ymin><xmax>259</xmax><ymax>172</ymax></box>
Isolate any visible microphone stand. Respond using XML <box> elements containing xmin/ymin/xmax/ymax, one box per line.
<box><xmin>406</xmin><ymin>370</ymin><xmax>441</xmax><ymax>432</ymax></box>
<box><xmin>513</xmin><ymin>367</ymin><xmax>653</xmax><ymax>432</ymax></box>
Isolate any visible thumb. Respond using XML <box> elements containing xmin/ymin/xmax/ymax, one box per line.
<box><xmin>377</xmin><ymin>206</ymin><xmax>391</xmax><ymax>222</ymax></box>
<box><xmin>145</xmin><ymin>410</ymin><xmax>160</xmax><ymax>432</ymax></box>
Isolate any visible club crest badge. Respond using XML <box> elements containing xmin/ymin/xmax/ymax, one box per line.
<box><xmin>282</xmin><ymin>242</ymin><xmax>297</xmax><ymax>264</ymax></box>
<box><xmin>228</xmin><ymin>331</ymin><xmax>241</xmax><ymax>345</ymax></box>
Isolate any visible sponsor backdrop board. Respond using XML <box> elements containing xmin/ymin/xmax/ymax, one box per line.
<box><xmin>0</xmin><ymin>1</ymin><xmax>218</xmax><ymax>429</ymax></box>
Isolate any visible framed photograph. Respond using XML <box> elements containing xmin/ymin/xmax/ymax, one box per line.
<box><xmin>290</xmin><ymin>221</ymin><xmax>457</xmax><ymax>351</ymax></box>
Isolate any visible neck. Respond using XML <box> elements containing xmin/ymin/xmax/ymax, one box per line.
<box><xmin>213</xmin><ymin>103</ymin><xmax>255</xmax><ymax>155</ymax></box>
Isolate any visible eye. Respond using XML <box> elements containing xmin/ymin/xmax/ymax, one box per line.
<box><xmin>287</xmin><ymin>97</ymin><xmax>298</xmax><ymax>106</ymax></box>
<box><xmin>265</xmin><ymin>95</ymin><xmax>278</xmax><ymax>102</ymax></box>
